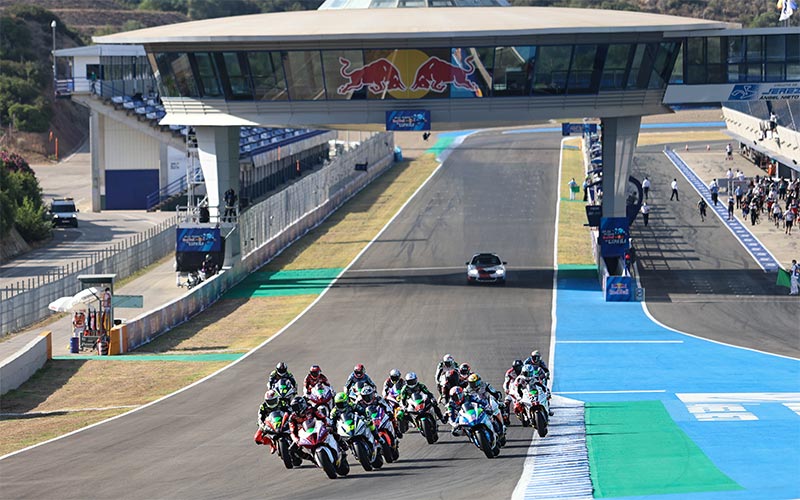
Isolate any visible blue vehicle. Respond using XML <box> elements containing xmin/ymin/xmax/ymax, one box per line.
<box><xmin>455</xmin><ymin>401</ymin><xmax>501</xmax><ymax>458</ymax></box>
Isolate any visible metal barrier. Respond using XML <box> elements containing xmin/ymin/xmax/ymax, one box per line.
<box><xmin>0</xmin><ymin>217</ymin><xmax>177</xmax><ymax>336</ymax></box>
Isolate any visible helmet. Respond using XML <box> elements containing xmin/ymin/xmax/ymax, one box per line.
<box><xmin>405</xmin><ymin>372</ymin><xmax>418</xmax><ymax>388</ymax></box>
<box><xmin>290</xmin><ymin>396</ymin><xmax>307</xmax><ymax>414</ymax></box>
<box><xmin>443</xmin><ymin>354</ymin><xmax>455</xmax><ymax>367</ymax></box>
<box><xmin>449</xmin><ymin>386</ymin><xmax>465</xmax><ymax>405</ymax></box>
<box><xmin>459</xmin><ymin>363</ymin><xmax>471</xmax><ymax>377</ymax></box>
<box><xmin>276</xmin><ymin>362</ymin><xmax>288</xmax><ymax>375</ymax></box>
<box><xmin>531</xmin><ymin>350</ymin><xmax>541</xmax><ymax>364</ymax></box>
<box><xmin>467</xmin><ymin>373</ymin><xmax>482</xmax><ymax>390</ymax></box>
<box><xmin>389</xmin><ymin>369</ymin><xmax>401</xmax><ymax>381</ymax></box>
<box><xmin>334</xmin><ymin>392</ymin><xmax>349</xmax><ymax>409</ymax></box>
<box><xmin>360</xmin><ymin>385</ymin><xmax>375</xmax><ymax>404</ymax></box>
<box><xmin>264</xmin><ymin>389</ymin><xmax>279</xmax><ymax>407</ymax></box>
<box><xmin>512</xmin><ymin>359</ymin><xmax>523</xmax><ymax>374</ymax></box>
<box><xmin>353</xmin><ymin>363</ymin><xmax>365</xmax><ymax>378</ymax></box>
<box><xmin>521</xmin><ymin>365</ymin><xmax>534</xmax><ymax>378</ymax></box>
<box><xmin>204</xmin><ymin>254</ymin><xmax>211</xmax><ymax>261</ymax></box>
<box><xmin>309</xmin><ymin>365</ymin><xmax>321</xmax><ymax>376</ymax></box>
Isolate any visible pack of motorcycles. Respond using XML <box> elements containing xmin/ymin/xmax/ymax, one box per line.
<box><xmin>255</xmin><ymin>364</ymin><xmax>552</xmax><ymax>479</ymax></box>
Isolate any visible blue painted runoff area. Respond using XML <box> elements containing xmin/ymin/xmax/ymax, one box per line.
<box><xmin>503</xmin><ymin>122</ymin><xmax>726</xmax><ymax>135</ymax></box>
<box><xmin>664</xmin><ymin>148</ymin><xmax>781</xmax><ymax>271</ymax></box>
<box><xmin>553</xmin><ymin>272</ymin><xmax>800</xmax><ymax>499</ymax></box>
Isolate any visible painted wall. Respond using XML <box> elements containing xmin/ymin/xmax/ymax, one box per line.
<box><xmin>0</xmin><ymin>332</ymin><xmax>51</xmax><ymax>396</ymax></box>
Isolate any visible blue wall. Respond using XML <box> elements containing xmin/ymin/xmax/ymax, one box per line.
<box><xmin>106</xmin><ymin>170</ymin><xmax>159</xmax><ymax>210</ymax></box>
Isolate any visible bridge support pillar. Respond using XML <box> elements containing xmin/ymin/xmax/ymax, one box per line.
<box><xmin>89</xmin><ymin>110</ymin><xmax>105</xmax><ymax>212</ymax></box>
<box><xmin>601</xmin><ymin>115</ymin><xmax>641</xmax><ymax>218</ymax></box>
<box><xmin>196</xmin><ymin>126</ymin><xmax>241</xmax><ymax>266</ymax></box>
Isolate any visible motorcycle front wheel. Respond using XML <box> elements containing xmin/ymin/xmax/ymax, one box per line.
<box><xmin>316</xmin><ymin>449</ymin><xmax>339</xmax><ymax>480</ymax></box>
<box><xmin>477</xmin><ymin>429</ymin><xmax>496</xmax><ymax>459</ymax></box>
<box><xmin>355</xmin><ymin>441</ymin><xmax>373</xmax><ymax>471</ymax></box>
<box><xmin>278</xmin><ymin>438</ymin><xmax>293</xmax><ymax>470</ymax></box>
<box><xmin>535</xmin><ymin>410</ymin><xmax>548</xmax><ymax>437</ymax></box>
<box><xmin>421</xmin><ymin>417</ymin><xmax>437</xmax><ymax>444</ymax></box>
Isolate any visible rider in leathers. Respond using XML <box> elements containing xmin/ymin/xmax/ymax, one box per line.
<box><xmin>434</xmin><ymin>354</ymin><xmax>458</xmax><ymax>388</ymax></box>
<box><xmin>438</xmin><ymin>367</ymin><xmax>462</xmax><ymax>404</ymax></box>
<box><xmin>344</xmin><ymin>363</ymin><xmax>377</xmax><ymax>395</ymax></box>
<box><xmin>255</xmin><ymin>389</ymin><xmax>290</xmax><ymax>450</ymax></box>
<box><xmin>466</xmin><ymin>373</ymin><xmax>508</xmax><ymax>428</ymax></box>
<box><xmin>523</xmin><ymin>350</ymin><xmax>550</xmax><ymax>380</ymax></box>
<box><xmin>503</xmin><ymin>359</ymin><xmax>524</xmax><ymax>394</ymax></box>
<box><xmin>514</xmin><ymin>366</ymin><xmax>553</xmax><ymax>416</ymax></box>
<box><xmin>287</xmin><ymin>396</ymin><xmax>333</xmax><ymax>457</ymax></box>
<box><xmin>268</xmin><ymin>362</ymin><xmax>297</xmax><ymax>390</ymax></box>
<box><xmin>382</xmin><ymin>368</ymin><xmax>405</xmax><ymax>401</ymax></box>
<box><xmin>357</xmin><ymin>386</ymin><xmax>403</xmax><ymax>439</ymax></box>
<box><xmin>303</xmin><ymin>364</ymin><xmax>330</xmax><ymax>394</ymax></box>
<box><xmin>397</xmin><ymin>372</ymin><xmax>447</xmax><ymax>424</ymax></box>
<box><xmin>329</xmin><ymin>391</ymin><xmax>379</xmax><ymax>449</ymax></box>
<box><xmin>444</xmin><ymin>386</ymin><xmax>485</xmax><ymax>436</ymax></box>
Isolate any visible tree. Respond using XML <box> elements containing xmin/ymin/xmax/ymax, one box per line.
<box><xmin>187</xmin><ymin>0</ymin><xmax>260</xmax><ymax>19</ymax></box>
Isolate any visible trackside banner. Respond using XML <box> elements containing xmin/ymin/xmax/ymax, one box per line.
<box><xmin>386</xmin><ymin>110</ymin><xmax>431</xmax><ymax>131</ymax></box>
<box><xmin>605</xmin><ymin>276</ymin><xmax>633</xmax><ymax>302</ymax></box>
<box><xmin>176</xmin><ymin>228</ymin><xmax>222</xmax><ymax>253</ymax></box>
<box><xmin>599</xmin><ymin>217</ymin><xmax>629</xmax><ymax>258</ymax></box>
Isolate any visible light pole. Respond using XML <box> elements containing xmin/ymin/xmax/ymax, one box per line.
<box><xmin>50</xmin><ymin>20</ymin><xmax>57</xmax><ymax>89</ymax></box>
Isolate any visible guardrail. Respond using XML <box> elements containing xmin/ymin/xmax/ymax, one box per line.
<box><xmin>0</xmin><ymin>217</ymin><xmax>177</xmax><ymax>336</ymax></box>
<box><xmin>0</xmin><ymin>331</ymin><xmax>51</xmax><ymax>396</ymax></box>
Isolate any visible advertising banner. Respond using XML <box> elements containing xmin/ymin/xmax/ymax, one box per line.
<box><xmin>586</xmin><ymin>205</ymin><xmax>602</xmax><ymax>227</ymax></box>
<box><xmin>176</xmin><ymin>228</ymin><xmax>222</xmax><ymax>253</ymax></box>
<box><xmin>386</xmin><ymin>110</ymin><xmax>431</xmax><ymax>131</ymax></box>
<box><xmin>605</xmin><ymin>276</ymin><xmax>633</xmax><ymax>302</ymax></box>
<box><xmin>599</xmin><ymin>217</ymin><xmax>629</xmax><ymax>257</ymax></box>
<box><xmin>562</xmin><ymin>123</ymin><xmax>598</xmax><ymax>136</ymax></box>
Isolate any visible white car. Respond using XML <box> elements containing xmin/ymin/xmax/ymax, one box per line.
<box><xmin>466</xmin><ymin>253</ymin><xmax>507</xmax><ymax>285</ymax></box>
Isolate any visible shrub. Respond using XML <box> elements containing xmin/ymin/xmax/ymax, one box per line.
<box><xmin>8</xmin><ymin>103</ymin><xmax>52</xmax><ymax>133</ymax></box>
<box><xmin>0</xmin><ymin>191</ymin><xmax>16</xmax><ymax>237</ymax></box>
<box><xmin>0</xmin><ymin>149</ymin><xmax>36</xmax><ymax>176</ymax></box>
<box><xmin>14</xmin><ymin>196</ymin><xmax>51</xmax><ymax>242</ymax></box>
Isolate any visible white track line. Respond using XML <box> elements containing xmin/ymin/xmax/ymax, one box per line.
<box><xmin>346</xmin><ymin>266</ymin><xmax>464</xmax><ymax>273</ymax></box>
<box><xmin>0</xmin><ymin>136</ymin><xmax>471</xmax><ymax>462</ymax></box>
<box><xmin>557</xmin><ymin>390</ymin><xmax>666</xmax><ymax>394</ymax></box>
<box><xmin>558</xmin><ymin>340</ymin><xmax>683</xmax><ymax>344</ymax></box>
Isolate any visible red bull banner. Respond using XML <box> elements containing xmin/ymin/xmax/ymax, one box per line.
<box><xmin>386</xmin><ymin>110</ymin><xmax>431</xmax><ymax>131</ymax></box>
<box><xmin>335</xmin><ymin>48</ymin><xmax>487</xmax><ymax>100</ymax></box>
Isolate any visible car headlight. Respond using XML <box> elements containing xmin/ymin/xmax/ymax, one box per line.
<box><xmin>495</xmin><ymin>268</ymin><xmax>505</xmax><ymax>275</ymax></box>
<box><xmin>468</xmin><ymin>268</ymin><xmax>478</xmax><ymax>276</ymax></box>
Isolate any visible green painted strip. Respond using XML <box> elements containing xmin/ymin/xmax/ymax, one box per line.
<box><xmin>558</xmin><ymin>264</ymin><xmax>597</xmax><ymax>270</ymax></box>
<box><xmin>560</xmin><ymin>198</ymin><xmax>585</xmax><ymax>202</ymax></box>
<box><xmin>224</xmin><ymin>267</ymin><xmax>344</xmax><ymax>299</ymax></box>
<box><xmin>426</xmin><ymin>137</ymin><xmax>455</xmax><ymax>156</ymax></box>
<box><xmin>586</xmin><ymin>401</ymin><xmax>742</xmax><ymax>498</ymax></box>
<box><xmin>53</xmin><ymin>353</ymin><xmax>243</xmax><ymax>362</ymax></box>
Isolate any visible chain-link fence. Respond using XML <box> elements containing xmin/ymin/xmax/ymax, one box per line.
<box><xmin>1</xmin><ymin>217</ymin><xmax>177</xmax><ymax>336</ymax></box>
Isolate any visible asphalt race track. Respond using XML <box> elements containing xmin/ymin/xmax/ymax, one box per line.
<box><xmin>0</xmin><ymin>132</ymin><xmax>560</xmax><ymax>499</ymax></box>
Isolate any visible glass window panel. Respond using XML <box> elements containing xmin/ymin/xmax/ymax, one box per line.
<box><xmin>322</xmin><ymin>50</ymin><xmax>365</xmax><ymax>100</ymax></box>
<box><xmin>222</xmin><ymin>52</ymin><xmax>252</xmax><ymax>99</ymax></box>
<box><xmin>707</xmin><ymin>37</ymin><xmax>723</xmax><ymax>65</ymax></box>
<box><xmin>533</xmin><ymin>45</ymin><xmax>571</xmax><ymax>95</ymax></box>
<box><xmin>687</xmin><ymin>65</ymin><xmax>706</xmax><ymax>84</ymax></box>
<box><xmin>194</xmin><ymin>52</ymin><xmax>222</xmax><ymax>97</ymax></box>
<box><xmin>707</xmin><ymin>64</ymin><xmax>725</xmax><ymax>84</ymax></box>
<box><xmin>766</xmin><ymin>35</ymin><xmax>786</xmax><ymax>62</ymax></box>
<box><xmin>493</xmin><ymin>46</ymin><xmax>535</xmax><ymax>96</ymax></box>
<box><xmin>728</xmin><ymin>36</ymin><xmax>745</xmax><ymax>63</ymax></box>
<box><xmin>787</xmin><ymin>35</ymin><xmax>799</xmax><ymax>62</ymax></box>
<box><xmin>746</xmin><ymin>36</ymin><xmax>763</xmax><ymax>62</ymax></box>
<box><xmin>765</xmin><ymin>63</ymin><xmax>784</xmax><ymax>81</ymax></box>
<box><xmin>649</xmin><ymin>42</ymin><xmax>678</xmax><ymax>88</ymax></box>
<box><xmin>626</xmin><ymin>44</ymin><xmax>645</xmax><ymax>88</ymax></box>
<box><xmin>687</xmin><ymin>38</ymin><xmax>704</xmax><ymax>65</ymax></box>
<box><xmin>248</xmin><ymin>52</ymin><xmax>287</xmax><ymax>101</ymax></box>
<box><xmin>567</xmin><ymin>44</ymin><xmax>598</xmax><ymax>94</ymax></box>
<box><xmin>601</xmin><ymin>44</ymin><xmax>632</xmax><ymax>89</ymax></box>
<box><xmin>787</xmin><ymin>63</ymin><xmax>800</xmax><ymax>80</ymax></box>
<box><xmin>669</xmin><ymin>44</ymin><xmax>683</xmax><ymax>84</ymax></box>
<box><xmin>727</xmin><ymin>63</ymin><xmax>746</xmax><ymax>83</ymax></box>
<box><xmin>449</xmin><ymin>47</ymin><xmax>493</xmax><ymax>98</ymax></box>
<box><xmin>282</xmin><ymin>50</ymin><xmax>325</xmax><ymax>100</ymax></box>
<box><xmin>746</xmin><ymin>63</ymin><xmax>762</xmax><ymax>81</ymax></box>
<box><xmin>155</xmin><ymin>52</ymin><xmax>199</xmax><ymax>97</ymax></box>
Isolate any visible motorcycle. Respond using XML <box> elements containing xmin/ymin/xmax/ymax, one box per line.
<box><xmin>397</xmin><ymin>390</ymin><xmax>439</xmax><ymax>444</ymax></box>
<box><xmin>454</xmin><ymin>400</ymin><xmax>501</xmax><ymax>458</ymax></box>
<box><xmin>295</xmin><ymin>417</ymin><xmax>350</xmax><ymax>479</ymax></box>
<box><xmin>384</xmin><ymin>386</ymin><xmax>408</xmax><ymax>435</ymax></box>
<box><xmin>367</xmin><ymin>403</ymin><xmax>399</xmax><ymax>463</ymax></box>
<box><xmin>515</xmin><ymin>382</ymin><xmax>549</xmax><ymax>437</ymax></box>
<box><xmin>273</xmin><ymin>377</ymin><xmax>297</xmax><ymax>406</ymax></box>
<box><xmin>307</xmin><ymin>383</ymin><xmax>334</xmax><ymax>417</ymax></box>
<box><xmin>257</xmin><ymin>409</ymin><xmax>301</xmax><ymax>470</ymax></box>
<box><xmin>335</xmin><ymin>409</ymin><xmax>382</xmax><ymax>471</ymax></box>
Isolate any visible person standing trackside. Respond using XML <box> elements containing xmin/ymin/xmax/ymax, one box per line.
<box><xmin>670</xmin><ymin>179</ymin><xmax>680</xmax><ymax>201</ymax></box>
<box><xmin>790</xmin><ymin>260</ymin><xmax>799</xmax><ymax>296</ymax></box>
<box><xmin>785</xmin><ymin>208</ymin><xmax>795</xmax><ymax>235</ymax></box>
<box><xmin>101</xmin><ymin>287</ymin><xmax>112</xmax><ymax>333</ymax></box>
<box><xmin>726</xmin><ymin>167</ymin><xmax>734</xmax><ymax>193</ymax></box>
<box><xmin>709</xmin><ymin>179</ymin><xmax>719</xmax><ymax>206</ymax></box>
<box><xmin>642</xmin><ymin>177</ymin><xmax>651</xmax><ymax>200</ymax></box>
<box><xmin>697</xmin><ymin>198</ymin><xmax>708</xmax><ymax>222</ymax></box>
<box><xmin>728</xmin><ymin>196</ymin><xmax>735</xmax><ymax>221</ymax></box>
<box><xmin>568</xmin><ymin>178</ymin><xmax>578</xmax><ymax>200</ymax></box>
<box><xmin>223</xmin><ymin>188</ymin><xmax>237</xmax><ymax>223</ymax></box>
<box><xmin>640</xmin><ymin>202</ymin><xmax>650</xmax><ymax>227</ymax></box>
<box><xmin>725</xmin><ymin>143</ymin><xmax>733</xmax><ymax>161</ymax></box>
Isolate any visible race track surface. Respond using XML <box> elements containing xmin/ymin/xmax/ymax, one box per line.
<box><xmin>0</xmin><ymin>132</ymin><xmax>559</xmax><ymax>499</ymax></box>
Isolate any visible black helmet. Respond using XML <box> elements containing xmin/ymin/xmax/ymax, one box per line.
<box><xmin>360</xmin><ymin>386</ymin><xmax>376</xmax><ymax>404</ymax></box>
<box><xmin>290</xmin><ymin>396</ymin><xmax>307</xmax><ymax>414</ymax></box>
<box><xmin>512</xmin><ymin>359</ymin><xmax>523</xmax><ymax>375</ymax></box>
<box><xmin>459</xmin><ymin>363</ymin><xmax>471</xmax><ymax>377</ymax></box>
<box><xmin>276</xmin><ymin>362</ymin><xmax>288</xmax><ymax>375</ymax></box>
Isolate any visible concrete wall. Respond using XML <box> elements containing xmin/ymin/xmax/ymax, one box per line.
<box><xmin>0</xmin><ymin>332</ymin><xmax>51</xmax><ymax>396</ymax></box>
<box><xmin>114</xmin><ymin>133</ymin><xmax>395</xmax><ymax>352</ymax></box>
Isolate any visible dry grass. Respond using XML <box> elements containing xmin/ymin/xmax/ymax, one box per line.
<box><xmin>637</xmin><ymin>130</ymin><xmax>728</xmax><ymax>146</ymax></box>
<box><xmin>1</xmin><ymin>153</ymin><xmax>442</xmax><ymax>456</ymax></box>
<box><xmin>558</xmin><ymin>140</ymin><xmax>595</xmax><ymax>266</ymax></box>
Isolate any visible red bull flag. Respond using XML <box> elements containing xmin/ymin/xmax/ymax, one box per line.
<box><xmin>778</xmin><ymin>0</ymin><xmax>796</xmax><ymax>21</ymax></box>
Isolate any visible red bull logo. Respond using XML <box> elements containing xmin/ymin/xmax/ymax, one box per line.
<box><xmin>338</xmin><ymin>57</ymin><xmax>406</xmax><ymax>95</ymax></box>
<box><xmin>410</xmin><ymin>55</ymin><xmax>479</xmax><ymax>93</ymax></box>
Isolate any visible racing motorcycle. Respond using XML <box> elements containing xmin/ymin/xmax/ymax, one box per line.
<box><xmin>307</xmin><ymin>382</ymin><xmax>334</xmax><ymax>417</ymax></box>
<box><xmin>257</xmin><ymin>409</ymin><xmax>301</xmax><ymax>470</ymax></box>
<box><xmin>273</xmin><ymin>377</ymin><xmax>297</xmax><ymax>406</ymax></box>
<box><xmin>367</xmin><ymin>403</ymin><xmax>400</xmax><ymax>463</ymax></box>
<box><xmin>335</xmin><ymin>409</ymin><xmax>383</xmax><ymax>471</ymax></box>
<box><xmin>453</xmin><ymin>400</ymin><xmax>501</xmax><ymax>458</ymax></box>
<box><xmin>397</xmin><ymin>390</ymin><xmax>439</xmax><ymax>444</ymax></box>
<box><xmin>295</xmin><ymin>417</ymin><xmax>350</xmax><ymax>479</ymax></box>
<box><xmin>514</xmin><ymin>381</ymin><xmax>550</xmax><ymax>437</ymax></box>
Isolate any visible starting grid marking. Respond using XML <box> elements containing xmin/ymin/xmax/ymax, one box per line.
<box><xmin>663</xmin><ymin>148</ymin><xmax>781</xmax><ymax>272</ymax></box>
<box><xmin>677</xmin><ymin>392</ymin><xmax>800</xmax><ymax>421</ymax></box>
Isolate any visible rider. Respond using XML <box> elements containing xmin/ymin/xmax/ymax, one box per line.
<box><xmin>344</xmin><ymin>363</ymin><xmax>377</xmax><ymax>395</ymax></box>
<box><xmin>438</xmin><ymin>366</ymin><xmax>462</xmax><ymax>404</ymax></box>
<box><xmin>435</xmin><ymin>354</ymin><xmax>458</xmax><ymax>386</ymax></box>
<box><xmin>255</xmin><ymin>389</ymin><xmax>290</xmax><ymax>450</ymax></box>
<box><xmin>514</xmin><ymin>365</ymin><xmax>553</xmax><ymax>416</ymax></box>
<box><xmin>382</xmin><ymin>368</ymin><xmax>405</xmax><ymax>401</ymax></box>
<box><xmin>357</xmin><ymin>385</ymin><xmax>403</xmax><ymax>439</ymax></box>
<box><xmin>287</xmin><ymin>396</ymin><xmax>331</xmax><ymax>451</ymax></box>
<box><xmin>268</xmin><ymin>362</ymin><xmax>297</xmax><ymax>390</ymax></box>
<box><xmin>457</xmin><ymin>362</ymin><xmax>473</xmax><ymax>388</ymax></box>
<box><xmin>443</xmin><ymin>386</ymin><xmax>484</xmax><ymax>436</ymax></box>
<box><xmin>503</xmin><ymin>359</ymin><xmax>524</xmax><ymax>394</ymax></box>
<box><xmin>303</xmin><ymin>364</ymin><xmax>330</xmax><ymax>394</ymax></box>
<box><xmin>329</xmin><ymin>391</ymin><xmax>379</xmax><ymax>448</ymax></box>
<box><xmin>466</xmin><ymin>373</ymin><xmax>507</xmax><ymax>429</ymax></box>
<box><xmin>397</xmin><ymin>372</ymin><xmax>447</xmax><ymax>424</ymax></box>
<box><xmin>524</xmin><ymin>350</ymin><xmax>550</xmax><ymax>380</ymax></box>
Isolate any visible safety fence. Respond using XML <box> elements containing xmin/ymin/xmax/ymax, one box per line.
<box><xmin>0</xmin><ymin>217</ymin><xmax>177</xmax><ymax>336</ymax></box>
<box><xmin>117</xmin><ymin>132</ymin><xmax>395</xmax><ymax>352</ymax></box>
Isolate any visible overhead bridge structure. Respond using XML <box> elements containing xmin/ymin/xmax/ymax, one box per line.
<box><xmin>95</xmin><ymin>6</ymin><xmax>800</xmax><ymax>264</ymax></box>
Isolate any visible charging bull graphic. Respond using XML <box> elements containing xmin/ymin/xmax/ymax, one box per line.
<box><xmin>411</xmin><ymin>55</ymin><xmax>479</xmax><ymax>93</ymax></box>
<box><xmin>338</xmin><ymin>57</ymin><xmax>406</xmax><ymax>94</ymax></box>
